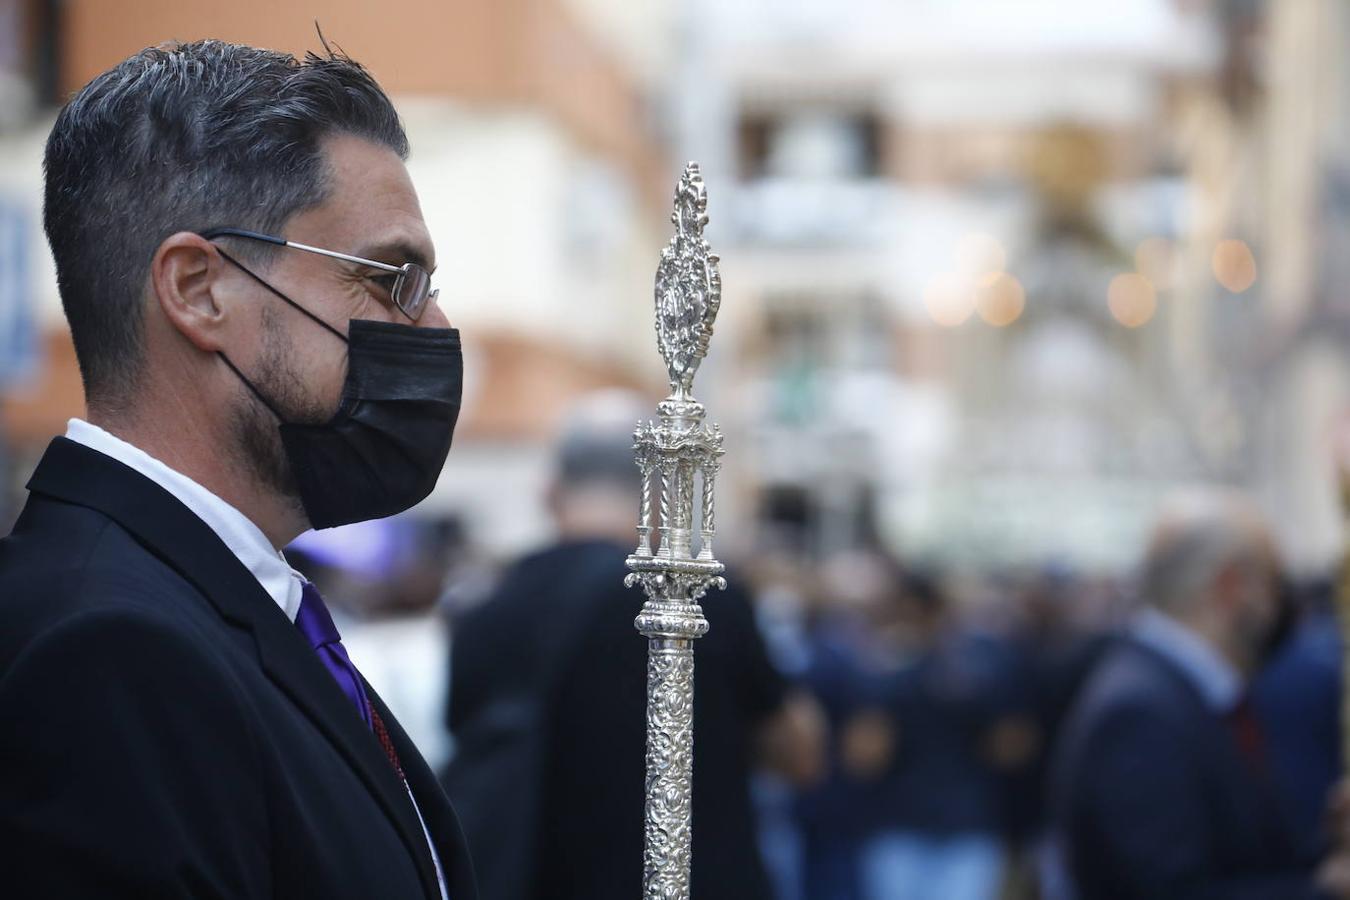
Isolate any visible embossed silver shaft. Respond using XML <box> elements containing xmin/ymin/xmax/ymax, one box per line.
<box><xmin>625</xmin><ymin>162</ymin><xmax>725</xmax><ymax>900</ymax></box>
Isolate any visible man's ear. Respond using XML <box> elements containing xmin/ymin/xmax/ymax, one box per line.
<box><xmin>151</xmin><ymin>232</ymin><xmax>231</xmax><ymax>353</ymax></box>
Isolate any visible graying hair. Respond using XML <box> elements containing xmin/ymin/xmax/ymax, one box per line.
<box><xmin>1139</xmin><ymin>489</ymin><xmax>1269</xmax><ymax>612</ymax></box>
<box><xmin>43</xmin><ymin>39</ymin><xmax>408</xmax><ymax>407</ymax></box>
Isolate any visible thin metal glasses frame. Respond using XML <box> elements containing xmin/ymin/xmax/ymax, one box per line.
<box><xmin>200</xmin><ymin>227</ymin><xmax>437</xmax><ymax>321</ymax></box>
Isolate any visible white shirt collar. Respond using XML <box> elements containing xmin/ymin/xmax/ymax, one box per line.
<box><xmin>1130</xmin><ymin>607</ymin><xmax>1243</xmax><ymax>713</ymax></box>
<box><xmin>64</xmin><ymin>418</ymin><xmax>305</xmax><ymax>622</ymax></box>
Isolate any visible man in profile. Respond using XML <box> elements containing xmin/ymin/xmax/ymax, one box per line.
<box><xmin>1048</xmin><ymin>489</ymin><xmax>1327</xmax><ymax>899</ymax></box>
<box><xmin>445</xmin><ymin>391</ymin><xmax>823</xmax><ymax>900</ymax></box>
<box><xmin>0</xmin><ymin>40</ymin><xmax>473</xmax><ymax>898</ymax></box>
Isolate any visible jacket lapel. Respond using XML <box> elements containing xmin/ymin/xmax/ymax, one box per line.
<box><xmin>367</xmin><ymin>683</ymin><xmax>478</xmax><ymax>900</ymax></box>
<box><xmin>27</xmin><ymin>438</ymin><xmax>442</xmax><ymax>900</ymax></box>
<box><xmin>1125</xmin><ymin>637</ymin><xmax>1296</xmax><ymax>859</ymax></box>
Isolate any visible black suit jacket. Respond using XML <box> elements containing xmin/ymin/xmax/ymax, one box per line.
<box><xmin>0</xmin><ymin>437</ymin><xmax>476</xmax><ymax>899</ymax></box>
<box><xmin>1049</xmin><ymin>634</ymin><xmax>1320</xmax><ymax>900</ymax></box>
<box><xmin>446</xmin><ymin>539</ymin><xmax>786</xmax><ymax>900</ymax></box>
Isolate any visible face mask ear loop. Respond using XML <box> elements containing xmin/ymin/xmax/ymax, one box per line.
<box><xmin>213</xmin><ymin>246</ymin><xmax>349</xmax><ymax>345</ymax></box>
<box><xmin>218</xmin><ymin>352</ymin><xmax>287</xmax><ymax>423</ymax></box>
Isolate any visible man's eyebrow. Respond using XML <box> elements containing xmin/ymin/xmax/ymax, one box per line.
<box><xmin>353</xmin><ymin>239</ymin><xmax>436</xmax><ymax>273</ymax></box>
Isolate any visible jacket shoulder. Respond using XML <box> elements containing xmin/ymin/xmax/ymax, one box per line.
<box><xmin>1073</xmin><ymin>640</ymin><xmax>1202</xmax><ymax>725</ymax></box>
<box><xmin>1052</xmin><ymin>639</ymin><xmax>1211</xmax><ymax>798</ymax></box>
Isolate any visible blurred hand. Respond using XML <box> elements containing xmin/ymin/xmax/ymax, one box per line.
<box><xmin>1319</xmin><ymin>857</ymin><xmax>1350</xmax><ymax>899</ymax></box>
<box><xmin>840</xmin><ymin>709</ymin><xmax>895</xmax><ymax>781</ymax></box>
<box><xmin>982</xmin><ymin>714</ymin><xmax>1042</xmax><ymax>772</ymax></box>
<box><xmin>757</xmin><ymin>691</ymin><xmax>827</xmax><ymax>787</ymax></box>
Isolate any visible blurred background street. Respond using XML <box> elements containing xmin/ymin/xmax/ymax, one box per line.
<box><xmin>3</xmin><ymin>2</ymin><xmax>1349</xmax><ymax>898</ymax></box>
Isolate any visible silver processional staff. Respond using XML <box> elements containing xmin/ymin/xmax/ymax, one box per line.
<box><xmin>624</xmin><ymin>161</ymin><xmax>726</xmax><ymax>900</ymax></box>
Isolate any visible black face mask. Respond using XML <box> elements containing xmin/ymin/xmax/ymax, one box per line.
<box><xmin>218</xmin><ymin>259</ymin><xmax>462</xmax><ymax>529</ymax></box>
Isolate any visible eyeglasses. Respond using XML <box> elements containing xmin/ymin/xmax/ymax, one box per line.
<box><xmin>201</xmin><ymin>227</ymin><xmax>438</xmax><ymax>322</ymax></box>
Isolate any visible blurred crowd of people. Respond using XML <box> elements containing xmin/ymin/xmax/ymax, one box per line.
<box><xmin>747</xmin><ymin>506</ymin><xmax>1342</xmax><ymax>900</ymax></box>
<box><xmin>751</xmin><ymin>547</ymin><xmax>1092</xmax><ymax>900</ymax></box>
<box><xmin>285</xmin><ymin>394</ymin><xmax>1347</xmax><ymax>900</ymax></box>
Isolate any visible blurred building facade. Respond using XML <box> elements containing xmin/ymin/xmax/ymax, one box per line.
<box><xmin>2</xmin><ymin>0</ymin><xmax>1349</xmax><ymax>573</ymax></box>
<box><xmin>667</xmin><ymin>0</ymin><xmax>1350</xmax><ymax>573</ymax></box>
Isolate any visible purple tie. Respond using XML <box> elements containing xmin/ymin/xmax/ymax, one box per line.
<box><xmin>297</xmin><ymin>584</ymin><xmax>440</xmax><ymax>893</ymax></box>
<box><xmin>295</xmin><ymin>581</ymin><xmax>374</xmax><ymax>731</ymax></box>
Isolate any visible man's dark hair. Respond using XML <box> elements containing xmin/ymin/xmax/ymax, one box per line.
<box><xmin>43</xmin><ymin>39</ymin><xmax>409</xmax><ymax>407</ymax></box>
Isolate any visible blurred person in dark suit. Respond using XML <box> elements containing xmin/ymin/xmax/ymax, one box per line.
<box><xmin>0</xmin><ymin>40</ymin><xmax>473</xmax><ymax>899</ymax></box>
<box><xmin>999</xmin><ymin>567</ymin><xmax>1118</xmax><ymax>898</ymax></box>
<box><xmin>1048</xmin><ymin>489</ymin><xmax>1329</xmax><ymax>900</ymax></box>
<box><xmin>1251</xmin><ymin>577</ymin><xmax>1341</xmax><ymax>860</ymax></box>
<box><xmin>795</xmin><ymin>549</ymin><xmax>904</xmax><ymax>900</ymax></box>
<box><xmin>843</xmin><ymin>567</ymin><xmax>1027</xmax><ymax>900</ymax></box>
<box><xmin>445</xmin><ymin>391</ymin><xmax>823</xmax><ymax>900</ymax></box>
<box><xmin>1002</xmin><ymin>567</ymin><xmax>1115</xmax><ymax>834</ymax></box>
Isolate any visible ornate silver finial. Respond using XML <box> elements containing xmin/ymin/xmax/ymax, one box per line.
<box><xmin>626</xmin><ymin>163</ymin><xmax>727</xmax><ymax>900</ymax></box>
<box><xmin>654</xmin><ymin>162</ymin><xmax>722</xmax><ymax>399</ymax></box>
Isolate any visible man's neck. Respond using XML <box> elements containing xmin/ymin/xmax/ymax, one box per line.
<box><xmin>87</xmin><ymin>409</ymin><xmax>306</xmax><ymax>549</ymax></box>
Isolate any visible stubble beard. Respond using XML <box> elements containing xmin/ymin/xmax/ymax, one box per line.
<box><xmin>230</xmin><ymin>307</ymin><xmax>333</xmax><ymax>522</ymax></box>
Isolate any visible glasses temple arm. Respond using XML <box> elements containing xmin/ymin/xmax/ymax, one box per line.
<box><xmin>201</xmin><ymin>228</ymin><xmax>404</xmax><ymax>275</ymax></box>
<box><xmin>201</xmin><ymin>227</ymin><xmax>286</xmax><ymax>245</ymax></box>
<box><xmin>283</xmin><ymin>240</ymin><xmax>404</xmax><ymax>274</ymax></box>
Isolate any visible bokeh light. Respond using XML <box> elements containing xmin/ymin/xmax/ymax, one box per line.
<box><xmin>1211</xmin><ymin>239</ymin><xmax>1257</xmax><ymax>293</ymax></box>
<box><xmin>976</xmin><ymin>273</ymin><xmax>1026</xmax><ymax>327</ymax></box>
<box><xmin>1108</xmin><ymin>273</ymin><xmax>1157</xmax><ymax>328</ymax></box>
<box><xmin>924</xmin><ymin>273</ymin><xmax>976</xmax><ymax>328</ymax></box>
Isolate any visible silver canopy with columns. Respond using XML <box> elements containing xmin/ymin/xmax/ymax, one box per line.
<box><xmin>624</xmin><ymin>161</ymin><xmax>726</xmax><ymax>900</ymax></box>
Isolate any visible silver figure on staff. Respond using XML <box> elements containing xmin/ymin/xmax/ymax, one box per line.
<box><xmin>625</xmin><ymin>161</ymin><xmax>726</xmax><ymax>900</ymax></box>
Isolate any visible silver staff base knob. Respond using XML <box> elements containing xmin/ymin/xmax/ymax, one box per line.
<box><xmin>624</xmin><ymin>162</ymin><xmax>726</xmax><ymax>900</ymax></box>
